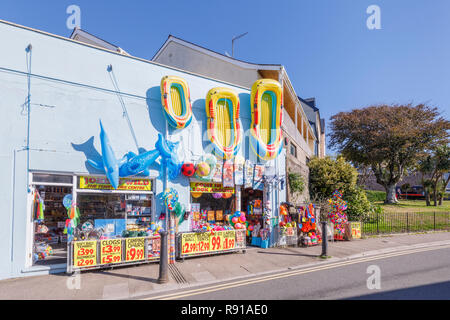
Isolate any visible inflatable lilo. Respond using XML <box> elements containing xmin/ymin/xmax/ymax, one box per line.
<box><xmin>250</xmin><ymin>79</ymin><xmax>283</xmax><ymax>160</ymax></box>
<box><xmin>206</xmin><ymin>87</ymin><xmax>242</xmax><ymax>159</ymax></box>
<box><xmin>160</xmin><ymin>75</ymin><xmax>192</xmax><ymax>129</ymax></box>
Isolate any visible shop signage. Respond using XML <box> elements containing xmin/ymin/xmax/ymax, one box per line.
<box><xmin>73</xmin><ymin>240</ymin><xmax>97</xmax><ymax>267</ymax></box>
<box><xmin>100</xmin><ymin>239</ymin><xmax>122</xmax><ymax>264</ymax></box>
<box><xmin>180</xmin><ymin>230</ymin><xmax>236</xmax><ymax>256</ymax></box>
<box><xmin>190</xmin><ymin>182</ymin><xmax>234</xmax><ymax>194</ymax></box>
<box><xmin>79</xmin><ymin>176</ymin><xmax>152</xmax><ymax>191</ymax></box>
<box><xmin>125</xmin><ymin>237</ymin><xmax>145</xmax><ymax>261</ymax></box>
<box><xmin>350</xmin><ymin>222</ymin><xmax>362</xmax><ymax>239</ymax></box>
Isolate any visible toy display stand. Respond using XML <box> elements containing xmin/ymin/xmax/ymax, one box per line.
<box><xmin>297</xmin><ymin>204</ymin><xmax>321</xmax><ymax>247</ymax></box>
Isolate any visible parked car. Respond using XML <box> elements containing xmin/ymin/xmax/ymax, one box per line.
<box><xmin>396</xmin><ymin>185</ymin><xmax>425</xmax><ymax>200</ymax></box>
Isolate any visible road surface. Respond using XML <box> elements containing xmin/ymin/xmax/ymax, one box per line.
<box><xmin>142</xmin><ymin>245</ymin><xmax>450</xmax><ymax>300</ymax></box>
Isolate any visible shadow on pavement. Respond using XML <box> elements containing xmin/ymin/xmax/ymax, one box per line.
<box><xmin>346</xmin><ymin>281</ymin><xmax>450</xmax><ymax>300</ymax></box>
<box><xmin>98</xmin><ymin>270</ymin><xmax>160</xmax><ymax>284</ymax></box>
<box><xmin>256</xmin><ymin>250</ymin><xmax>318</xmax><ymax>258</ymax></box>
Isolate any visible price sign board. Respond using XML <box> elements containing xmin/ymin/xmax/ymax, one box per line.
<box><xmin>210</xmin><ymin>230</ymin><xmax>235</xmax><ymax>251</ymax></box>
<box><xmin>148</xmin><ymin>236</ymin><xmax>160</xmax><ymax>260</ymax></box>
<box><xmin>351</xmin><ymin>222</ymin><xmax>362</xmax><ymax>239</ymax></box>
<box><xmin>73</xmin><ymin>240</ymin><xmax>97</xmax><ymax>267</ymax></box>
<box><xmin>181</xmin><ymin>232</ymin><xmax>210</xmax><ymax>255</ymax></box>
<box><xmin>125</xmin><ymin>237</ymin><xmax>145</xmax><ymax>261</ymax></box>
<box><xmin>100</xmin><ymin>239</ymin><xmax>122</xmax><ymax>265</ymax></box>
<box><xmin>180</xmin><ymin>230</ymin><xmax>237</xmax><ymax>256</ymax></box>
<box><xmin>215</xmin><ymin>210</ymin><xmax>223</xmax><ymax>221</ymax></box>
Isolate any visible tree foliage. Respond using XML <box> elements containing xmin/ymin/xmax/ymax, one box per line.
<box><xmin>418</xmin><ymin>145</ymin><xmax>450</xmax><ymax>206</ymax></box>
<box><xmin>308</xmin><ymin>156</ymin><xmax>358</xmax><ymax>200</ymax></box>
<box><xmin>308</xmin><ymin>156</ymin><xmax>372</xmax><ymax>220</ymax></box>
<box><xmin>329</xmin><ymin>104</ymin><xmax>450</xmax><ymax>204</ymax></box>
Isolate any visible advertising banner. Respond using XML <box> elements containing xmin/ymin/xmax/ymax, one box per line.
<box><xmin>190</xmin><ymin>182</ymin><xmax>234</xmax><ymax>194</ymax></box>
<box><xmin>79</xmin><ymin>176</ymin><xmax>152</xmax><ymax>191</ymax></box>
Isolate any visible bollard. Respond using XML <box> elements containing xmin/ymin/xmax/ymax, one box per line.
<box><xmin>157</xmin><ymin>230</ymin><xmax>169</xmax><ymax>284</ymax></box>
<box><xmin>321</xmin><ymin>220</ymin><xmax>328</xmax><ymax>258</ymax></box>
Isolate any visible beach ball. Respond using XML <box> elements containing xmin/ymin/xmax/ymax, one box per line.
<box><xmin>248</xmin><ymin>225</ymin><xmax>254</xmax><ymax>231</ymax></box>
<box><xmin>232</xmin><ymin>217</ymin><xmax>239</xmax><ymax>224</ymax></box>
<box><xmin>181</xmin><ymin>162</ymin><xmax>195</xmax><ymax>177</ymax></box>
<box><xmin>239</xmin><ymin>215</ymin><xmax>246</xmax><ymax>223</ymax></box>
<box><xmin>235</xmin><ymin>223</ymin><xmax>242</xmax><ymax>229</ymax></box>
<box><xmin>222</xmin><ymin>192</ymin><xmax>232</xmax><ymax>199</ymax></box>
<box><xmin>212</xmin><ymin>193</ymin><xmax>222</xmax><ymax>199</ymax></box>
<box><xmin>196</xmin><ymin>162</ymin><xmax>210</xmax><ymax>177</ymax></box>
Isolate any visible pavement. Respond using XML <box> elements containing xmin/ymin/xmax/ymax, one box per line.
<box><xmin>1</xmin><ymin>231</ymin><xmax>450</xmax><ymax>300</ymax></box>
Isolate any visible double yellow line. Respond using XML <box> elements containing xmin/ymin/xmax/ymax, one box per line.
<box><xmin>142</xmin><ymin>244</ymin><xmax>450</xmax><ymax>300</ymax></box>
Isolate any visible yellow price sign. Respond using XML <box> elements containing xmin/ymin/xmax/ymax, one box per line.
<box><xmin>210</xmin><ymin>230</ymin><xmax>236</xmax><ymax>251</ymax></box>
<box><xmin>73</xmin><ymin>240</ymin><xmax>97</xmax><ymax>267</ymax></box>
<box><xmin>351</xmin><ymin>222</ymin><xmax>362</xmax><ymax>239</ymax></box>
<box><xmin>181</xmin><ymin>232</ymin><xmax>210</xmax><ymax>255</ymax></box>
<box><xmin>125</xmin><ymin>237</ymin><xmax>145</xmax><ymax>261</ymax></box>
<box><xmin>100</xmin><ymin>239</ymin><xmax>122</xmax><ymax>264</ymax></box>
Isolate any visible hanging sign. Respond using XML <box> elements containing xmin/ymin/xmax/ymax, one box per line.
<box><xmin>212</xmin><ymin>161</ymin><xmax>223</xmax><ymax>183</ymax></box>
<box><xmin>223</xmin><ymin>160</ymin><xmax>234</xmax><ymax>187</ymax></box>
<box><xmin>244</xmin><ymin>160</ymin><xmax>253</xmax><ymax>188</ymax></box>
<box><xmin>100</xmin><ymin>239</ymin><xmax>122</xmax><ymax>265</ymax></box>
<box><xmin>234</xmin><ymin>156</ymin><xmax>245</xmax><ymax>185</ymax></box>
<box><xmin>73</xmin><ymin>240</ymin><xmax>97</xmax><ymax>267</ymax></box>
<box><xmin>190</xmin><ymin>182</ymin><xmax>234</xmax><ymax>194</ymax></box>
<box><xmin>125</xmin><ymin>237</ymin><xmax>145</xmax><ymax>261</ymax></box>
<box><xmin>79</xmin><ymin>176</ymin><xmax>152</xmax><ymax>191</ymax></box>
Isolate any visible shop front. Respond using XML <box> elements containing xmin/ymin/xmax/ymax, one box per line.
<box><xmin>30</xmin><ymin>173</ymin><xmax>160</xmax><ymax>272</ymax></box>
<box><xmin>0</xmin><ymin>20</ymin><xmax>286</xmax><ymax>279</ymax></box>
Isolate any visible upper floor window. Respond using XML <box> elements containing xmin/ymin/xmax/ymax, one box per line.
<box><xmin>290</xmin><ymin>143</ymin><xmax>297</xmax><ymax>158</ymax></box>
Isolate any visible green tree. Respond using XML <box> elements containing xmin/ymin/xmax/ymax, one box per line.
<box><xmin>308</xmin><ymin>156</ymin><xmax>358</xmax><ymax>201</ymax></box>
<box><xmin>418</xmin><ymin>145</ymin><xmax>450</xmax><ymax>206</ymax></box>
<box><xmin>308</xmin><ymin>156</ymin><xmax>372</xmax><ymax>220</ymax></box>
<box><xmin>329</xmin><ymin>104</ymin><xmax>449</xmax><ymax>204</ymax></box>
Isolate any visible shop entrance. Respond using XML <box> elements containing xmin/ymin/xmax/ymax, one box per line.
<box><xmin>32</xmin><ymin>184</ymin><xmax>73</xmax><ymax>266</ymax></box>
<box><xmin>241</xmin><ymin>188</ymin><xmax>264</xmax><ymax>245</ymax></box>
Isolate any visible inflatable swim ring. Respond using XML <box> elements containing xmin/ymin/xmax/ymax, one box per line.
<box><xmin>206</xmin><ymin>87</ymin><xmax>242</xmax><ymax>159</ymax></box>
<box><xmin>250</xmin><ymin>79</ymin><xmax>283</xmax><ymax>160</ymax></box>
<box><xmin>160</xmin><ymin>75</ymin><xmax>192</xmax><ymax>129</ymax></box>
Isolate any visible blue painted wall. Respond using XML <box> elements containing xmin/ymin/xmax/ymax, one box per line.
<box><xmin>0</xmin><ymin>21</ymin><xmax>286</xmax><ymax>280</ymax></box>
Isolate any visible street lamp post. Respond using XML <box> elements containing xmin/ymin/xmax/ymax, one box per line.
<box><xmin>321</xmin><ymin>220</ymin><xmax>329</xmax><ymax>258</ymax></box>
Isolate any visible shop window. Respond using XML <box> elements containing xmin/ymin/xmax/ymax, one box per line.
<box><xmin>33</xmin><ymin>173</ymin><xmax>73</xmax><ymax>184</ymax></box>
<box><xmin>77</xmin><ymin>193</ymin><xmax>153</xmax><ymax>238</ymax></box>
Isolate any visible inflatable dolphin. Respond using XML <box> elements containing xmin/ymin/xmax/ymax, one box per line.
<box><xmin>87</xmin><ymin>120</ymin><xmax>120</xmax><ymax>189</ymax></box>
<box><xmin>87</xmin><ymin>124</ymin><xmax>181</xmax><ymax>188</ymax></box>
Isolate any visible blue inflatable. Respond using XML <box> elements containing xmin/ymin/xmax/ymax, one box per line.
<box><xmin>87</xmin><ymin>122</ymin><xmax>181</xmax><ymax>189</ymax></box>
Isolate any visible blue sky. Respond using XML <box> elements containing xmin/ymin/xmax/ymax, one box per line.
<box><xmin>1</xmin><ymin>1</ymin><xmax>449</xmax><ymax>153</ymax></box>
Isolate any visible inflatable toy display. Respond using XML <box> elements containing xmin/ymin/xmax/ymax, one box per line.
<box><xmin>160</xmin><ymin>75</ymin><xmax>193</xmax><ymax>129</ymax></box>
<box><xmin>87</xmin><ymin>121</ymin><xmax>181</xmax><ymax>188</ymax></box>
<box><xmin>206</xmin><ymin>87</ymin><xmax>242</xmax><ymax>159</ymax></box>
<box><xmin>249</xmin><ymin>79</ymin><xmax>283</xmax><ymax>160</ymax></box>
